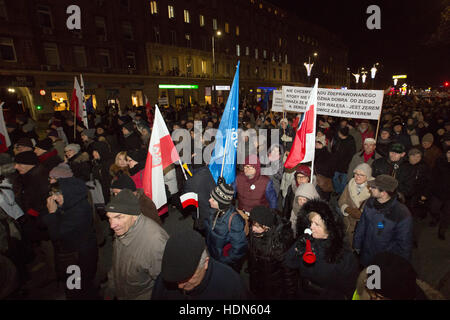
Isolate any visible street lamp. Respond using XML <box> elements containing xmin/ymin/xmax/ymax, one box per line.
<box><xmin>212</xmin><ymin>30</ymin><xmax>222</xmax><ymax>106</ymax></box>
<box><xmin>352</xmin><ymin>73</ymin><xmax>360</xmax><ymax>87</ymax></box>
<box><xmin>304</xmin><ymin>52</ymin><xmax>318</xmax><ymax>85</ymax></box>
<box><xmin>370</xmin><ymin>63</ymin><xmax>378</xmax><ymax>89</ymax></box>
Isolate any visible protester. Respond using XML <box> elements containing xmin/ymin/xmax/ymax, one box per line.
<box><xmin>282</xmin><ymin>165</ymin><xmax>312</xmax><ymax>220</ymax></box>
<box><xmin>109</xmin><ymin>151</ymin><xmax>130</xmax><ymax>180</ymax></box>
<box><xmin>105</xmin><ymin>189</ymin><xmax>169</xmax><ymax>299</ymax></box>
<box><xmin>64</xmin><ymin>144</ymin><xmax>91</xmax><ymax>182</ymax></box>
<box><xmin>12</xmin><ymin>138</ymin><xmax>34</xmax><ymax>156</ymax></box>
<box><xmin>121</xmin><ymin>122</ymin><xmax>142</xmax><ymax>152</ymax></box>
<box><xmin>34</xmin><ymin>138</ymin><xmax>62</xmax><ymax>175</ymax></box>
<box><xmin>152</xmin><ymin>229</ymin><xmax>249</xmax><ymax>300</ymax></box>
<box><xmin>376</xmin><ymin>127</ymin><xmax>393</xmax><ymax>158</ymax></box>
<box><xmin>204</xmin><ymin>180</ymin><xmax>248</xmax><ymax>273</ymax></box>
<box><xmin>47</xmin><ymin>129</ymin><xmax>66</xmax><ymax>160</ymax></box>
<box><xmin>42</xmin><ymin>177</ymin><xmax>98</xmax><ymax>299</ymax></box>
<box><xmin>353</xmin><ymin>175</ymin><xmax>413</xmax><ymax>266</ymax></box>
<box><xmin>285</xmin><ymin>199</ymin><xmax>359</xmax><ymax>300</ymax></box>
<box><xmin>247</xmin><ymin>206</ymin><xmax>297</xmax><ymax>299</ymax></box>
<box><xmin>289</xmin><ymin>183</ymin><xmax>320</xmax><ymax>238</ymax></box>
<box><xmin>346</xmin><ymin>138</ymin><xmax>382</xmax><ymax>182</ymax></box>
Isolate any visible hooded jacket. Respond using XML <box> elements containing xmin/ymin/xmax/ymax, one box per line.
<box><xmin>90</xmin><ymin>141</ymin><xmax>114</xmax><ymax>204</ymax></box>
<box><xmin>235</xmin><ymin>155</ymin><xmax>277</xmax><ymax>212</ymax></box>
<box><xmin>290</xmin><ymin>183</ymin><xmax>320</xmax><ymax>238</ymax></box>
<box><xmin>67</xmin><ymin>151</ymin><xmax>92</xmax><ymax>182</ymax></box>
<box><xmin>285</xmin><ymin>199</ymin><xmax>359</xmax><ymax>300</ymax></box>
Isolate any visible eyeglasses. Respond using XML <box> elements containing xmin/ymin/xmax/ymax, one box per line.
<box><xmin>243</xmin><ymin>165</ymin><xmax>255</xmax><ymax>170</ymax></box>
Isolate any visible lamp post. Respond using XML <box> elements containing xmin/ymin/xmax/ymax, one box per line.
<box><xmin>211</xmin><ymin>30</ymin><xmax>222</xmax><ymax>106</ymax></box>
<box><xmin>370</xmin><ymin>63</ymin><xmax>378</xmax><ymax>89</ymax></box>
<box><xmin>304</xmin><ymin>52</ymin><xmax>318</xmax><ymax>85</ymax></box>
<box><xmin>352</xmin><ymin>72</ymin><xmax>360</xmax><ymax>89</ymax></box>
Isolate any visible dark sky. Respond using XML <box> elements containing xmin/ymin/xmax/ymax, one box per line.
<box><xmin>268</xmin><ymin>0</ymin><xmax>448</xmax><ymax>88</ymax></box>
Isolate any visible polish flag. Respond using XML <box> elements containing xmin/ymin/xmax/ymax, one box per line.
<box><xmin>180</xmin><ymin>192</ymin><xmax>199</xmax><ymax>209</ymax></box>
<box><xmin>143</xmin><ymin>105</ymin><xmax>180</xmax><ymax>215</ymax></box>
<box><xmin>70</xmin><ymin>76</ymin><xmax>85</xmax><ymax>125</ymax></box>
<box><xmin>284</xmin><ymin>79</ymin><xmax>318</xmax><ymax>169</ymax></box>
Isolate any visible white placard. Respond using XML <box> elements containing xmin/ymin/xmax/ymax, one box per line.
<box><xmin>282</xmin><ymin>86</ymin><xmax>384</xmax><ymax>120</ymax></box>
<box><xmin>158</xmin><ymin>97</ymin><xmax>169</xmax><ymax>106</ymax></box>
<box><xmin>271</xmin><ymin>90</ymin><xmax>284</xmax><ymax>112</ymax></box>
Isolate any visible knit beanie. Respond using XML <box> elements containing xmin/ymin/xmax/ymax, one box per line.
<box><xmin>161</xmin><ymin>229</ymin><xmax>206</xmax><ymax>283</ymax></box>
<box><xmin>14</xmin><ymin>151</ymin><xmax>39</xmax><ymax>165</ymax></box>
<box><xmin>65</xmin><ymin>144</ymin><xmax>81</xmax><ymax>154</ymax></box>
<box><xmin>422</xmin><ymin>133</ymin><xmax>434</xmax><ymax>144</ymax></box>
<box><xmin>49</xmin><ymin>163</ymin><xmax>73</xmax><ymax>179</ymax></box>
<box><xmin>127</xmin><ymin>149</ymin><xmax>147</xmax><ymax>163</ymax></box>
<box><xmin>105</xmin><ymin>189</ymin><xmax>140</xmax><ymax>215</ymax></box>
<box><xmin>296</xmin><ymin>183</ymin><xmax>319</xmax><ymax>200</ymax></box>
<box><xmin>35</xmin><ymin>138</ymin><xmax>53</xmax><ymax>151</ymax></box>
<box><xmin>250</xmin><ymin>206</ymin><xmax>276</xmax><ymax>228</ymax></box>
<box><xmin>353</xmin><ymin>163</ymin><xmax>372</xmax><ymax>179</ymax></box>
<box><xmin>211</xmin><ymin>182</ymin><xmax>235</xmax><ymax>210</ymax></box>
<box><xmin>111</xmin><ymin>174</ymin><xmax>137</xmax><ymax>192</ymax></box>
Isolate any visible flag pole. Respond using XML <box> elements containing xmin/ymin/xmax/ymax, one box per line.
<box><xmin>310</xmin><ymin>78</ymin><xmax>319</xmax><ymax>184</ymax></box>
<box><xmin>73</xmin><ymin>101</ymin><xmax>76</xmax><ymax>140</ymax></box>
<box><xmin>178</xmin><ymin>159</ymin><xmax>188</xmax><ymax>181</ymax></box>
<box><xmin>374</xmin><ymin>110</ymin><xmax>383</xmax><ymax>142</ymax></box>
<box><xmin>220</xmin><ymin>137</ymin><xmax>229</xmax><ymax>178</ymax></box>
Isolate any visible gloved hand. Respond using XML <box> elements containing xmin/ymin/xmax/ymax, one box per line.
<box><xmin>345</xmin><ymin>207</ymin><xmax>362</xmax><ymax>219</ymax></box>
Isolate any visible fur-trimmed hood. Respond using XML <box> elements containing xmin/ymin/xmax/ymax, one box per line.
<box><xmin>296</xmin><ymin>198</ymin><xmax>345</xmax><ymax>263</ymax></box>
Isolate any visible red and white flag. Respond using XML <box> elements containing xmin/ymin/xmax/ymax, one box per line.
<box><xmin>284</xmin><ymin>79</ymin><xmax>318</xmax><ymax>169</ymax></box>
<box><xmin>180</xmin><ymin>192</ymin><xmax>199</xmax><ymax>209</ymax></box>
<box><xmin>70</xmin><ymin>76</ymin><xmax>87</xmax><ymax>127</ymax></box>
<box><xmin>79</xmin><ymin>74</ymin><xmax>88</xmax><ymax>128</ymax></box>
<box><xmin>143</xmin><ymin>105</ymin><xmax>180</xmax><ymax>215</ymax></box>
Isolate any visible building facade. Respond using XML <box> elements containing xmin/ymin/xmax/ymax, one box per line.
<box><xmin>0</xmin><ymin>0</ymin><xmax>348</xmax><ymax>120</ymax></box>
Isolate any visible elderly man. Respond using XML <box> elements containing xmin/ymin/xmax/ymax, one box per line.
<box><xmin>353</xmin><ymin>175</ymin><xmax>413</xmax><ymax>266</ymax></box>
<box><xmin>347</xmin><ymin>138</ymin><xmax>382</xmax><ymax>183</ymax></box>
<box><xmin>339</xmin><ymin>163</ymin><xmax>374</xmax><ymax>247</ymax></box>
<box><xmin>152</xmin><ymin>229</ymin><xmax>249</xmax><ymax>300</ymax></box>
<box><xmin>105</xmin><ymin>189</ymin><xmax>168</xmax><ymax>300</ymax></box>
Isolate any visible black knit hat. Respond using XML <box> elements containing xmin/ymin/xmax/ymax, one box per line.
<box><xmin>250</xmin><ymin>206</ymin><xmax>276</xmax><ymax>228</ymax></box>
<box><xmin>389</xmin><ymin>142</ymin><xmax>405</xmax><ymax>154</ymax></box>
<box><xmin>211</xmin><ymin>182</ymin><xmax>234</xmax><ymax>210</ymax></box>
<box><xmin>14</xmin><ymin>151</ymin><xmax>39</xmax><ymax>165</ymax></box>
<box><xmin>111</xmin><ymin>174</ymin><xmax>137</xmax><ymax>192</ymax></box>
<box><xmin>105</xmin><ymin>189</ymin><xmax>140</xmax><ymax>215</ymax></box>
<box><xmin>161</xmin><ymin>229</ymin><xmax>206</xmax><ymax>283</ymax></box>
<box><xmin>35</xmin><ymin>138</ymin><xmax>53</xmax><ymax>151</ymax></box>
<box><xmin>127</xmin><ymin>149</ymin><xmax>147</xmax><ymax>163</ymax></box>
<box><xmin>122</xmin><ymin>122</ymin><xmax>135</xmax><ymax>133</ymax></box>
<box><xmin>369</xmin><ymin>252</ymin><xmax>417</xmax><ymax>300</ymax></box>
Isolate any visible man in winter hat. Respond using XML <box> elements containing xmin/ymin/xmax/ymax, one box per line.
<box><xmin>204</xmin><ymin>179</ymin><xmax>248</xmax><ymax>273</ymax></box>
<box><xmin>104</xmin><ymin>189</ymin><xmax>169</xmax><ymax>299</ymax></box>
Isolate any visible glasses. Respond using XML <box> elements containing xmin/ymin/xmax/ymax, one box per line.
<box><xmin>244</xmin><ymin>165</ymin><xmax>255</xmax><ymax>170</ymax></box>
<box><xmin>354</xmin><ymin>173</ymin><xmax>366</xmax><ymax>177</ymax></box>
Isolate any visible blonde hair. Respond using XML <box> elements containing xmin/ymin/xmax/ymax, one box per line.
<box><xmin>308</xmin><ymin>211</ymin><xmax>328</xmax><ymax>234</ymax></box>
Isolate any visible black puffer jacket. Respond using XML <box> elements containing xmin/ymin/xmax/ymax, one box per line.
<box><xmin>371</xmin><ymin>156</ymin><xmax>415</xmax><ymax>198</ymax></box>
<box><xmin>248</xmin><ymin>214</ymin><xmax>297</xmax><ymax>299</ymax></box>
<box><xmin>67</xmin><ymin>151</ymin><xmax>92</xmax><ymax>182</ymax></box>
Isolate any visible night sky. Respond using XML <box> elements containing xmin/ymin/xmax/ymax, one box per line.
<box><xmin>268</xmin><ymin>0</ymin><xmax>448</xmax><ymax>88</ymax></box>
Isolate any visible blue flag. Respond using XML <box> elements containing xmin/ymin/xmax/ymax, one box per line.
<box><xmin>262</xmin><ymin>90</ymin><xmax>270</xmax><ymax>110</ymax></box>
<box><xmin>86</xmin><ymin>96</ymin><xmax>94</xmax><ymax>114</ymax></box>
<box><xmin>209</xmin><ymin>61</ymin><xmax>240</xmax><ymax>184</ymax></box>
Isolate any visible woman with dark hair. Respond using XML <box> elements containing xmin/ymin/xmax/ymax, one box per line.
<box><xmin>285</xmin><ymin>199</ymin><xmax>359</xmax><ymax>300</ymax></box>
<box><xmin>126</xmin><ymin>149</ymin><xmax>147</xmax><ymax>189</ymax></box>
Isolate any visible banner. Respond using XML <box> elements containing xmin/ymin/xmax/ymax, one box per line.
<box><xmin>271</xmin><ymin>90</ymin><xmax>284</xmax><ymax>112</ymax></box>
<box><xmin>282</xmin><ymin>86</ymin><xmax>384</xmax><ymax>120</ymax></box>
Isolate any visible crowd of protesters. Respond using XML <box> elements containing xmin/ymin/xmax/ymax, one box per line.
<box><xmin>0</xmin><ymin>93</ymin><xmax>448</xmax><ymax>300</ymax></box>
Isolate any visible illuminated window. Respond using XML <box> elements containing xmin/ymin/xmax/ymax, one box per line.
<box><xmin>212</xmin><ymin>18</ymin><xmax>217</xmax><ymax>30</ymax></box>
<box><xmin>52</xmin><ymin>92</ymin><xmax>69</xmax><ymax>111</ymax></box>
<box><xmin>259</xmin><ymin>4</ymin><xmax>263</xmax><ymax>9</ymax></box>
<box><xmin>236</xmin><ymin>25</ymin><xmax>239</xmax><ymax>36</ymax></box>
<box><xmin>236</xmin><ymin>44</ymin><xmax>240</xmax><ymax>56</ymax></box>
<box><xmin>225</xmin><ymin>22</ymin><xmax>229</xmax><ymax>33</ymax></box>
<box><xmin>150</xmin><ymin>1</ymin><xmax>157</xmax><ymax>14</ymax></box>
<box><xmin>168</xmin><ymin>5</ymin><xmax>174</xmax><ymax>19</ymax></box>
<box><xmin>199</xmin><ymin>15</ymin><xmax>205</xmax><ymax>26</ymax></box>
<box><xmin>201</xmin><ymin>60</ymin><xmax>207</xmax><ymax>74</ymax></box>
<box><xmin>184</xmin><ymin>10</ymin><xmax>190</xmax><ymax>23</ymax></box>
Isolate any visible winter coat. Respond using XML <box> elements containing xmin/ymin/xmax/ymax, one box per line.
<box><xmin>285</xmin><ymin>237</ymin><xmax>359</xmax><ymax>300</ymax></box>
<box><xmin>67</xmin><ymin>151</ymin><xmax>92</xmax><ymax>182</ymax></box>
<box><xmin>152</xmin><ymin>258</ymin><xmax>249</xmax><ymax>300</ymax></box>
<box><xmin>108</xmin><ymin>214</ymin><xmax>169</xmax><ymax>300</ymax></box>
<box><xmin>38</xmin><ymin>149</ymin><xmax>62</xmax><ymax>175</ymax></box>
<box><xmin>182</xmin><ymin>166</ymin><xmax>216</xmax><ymax>232</ymax></box>
<box><xmin>314</xmin><ymin>147</ymin><xmax>334</xmax><ymax>178</ymax></box>
<box><xmin>282</xmin><ymin>179</ymin><xmax>301</xmax><ymax>220</ymax></box>
<box><xmin>204</xmin><ymin>206</ymin><xmax>248</xmax><ymax>271</ymax></box>
<box><xmin>15</xmin><ymin>165</ymin><xmax>49</xmax><ymax>218</ymax></box>
<box><xmin>346</xmin><ymin>151</ymin><xmax>382</xmax><ymax>183</ymax></box>
<box><xmin>431</xmin><ymin>154</ymin><xmax>450</xmax><ymax>201</ymax></box>
<box><xmin>330</xmin><ymin>135</ymin><xmax>356</xmax><ymax>173</ymax></box>
<box><xmin>41</xmin><ymin>177</ymin><xmax>98</xmax><ymax>291</ymax></box>
<box><xmin>353</xmin><ymin>197</ymin><xmax>413</xmax><ymax>266</ymax></box>
<box><xmin>391</xmin><ymin>131</ymin><xmax>412</xmax><ymax>150</ymax></box>
<box><xmin>338</xmin><ymin>179</ymin><xmax>372</xmax><ymax>215</ymax></box>
<box><xmin>371</xmin><ymin>157</ymin><xmax>415</xmax><ymax>198</ymax></box>
<box><xmin>235</xmin><ymin>160</ymin><xmax>278</xmax><ymax>212</ymax></box>
<box><xmin>404</xmin><ymin>160</ymin><xmax>432</xmax><ymax>203</ymax></box>
<box><xmin>0</xmin><ymin>178</ymin><xmax>24</xmax><ymax>220</ymax></box>
<box><xmin>248</xmin><ymin>214</ymin><xmax>297</xmax><ymax>299</ymax></box>
<box><xmin>90</xmin><ymin>141</ymin><xmax>114</xmax><ymax>205</ymax></box>
<box><xmin>52</xmin><ymin>139</ymin><xmax>66</xmax><ymax>160</ymax></box>
<box><xmin>376</xmin><ymin>138</ymin><xmax>392</xmax><ymax>159</ymax></box>
<box><xmin>350</xmin><ymin>125</ymin><xmax>375</xmax><ymax>152</ymax></box>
